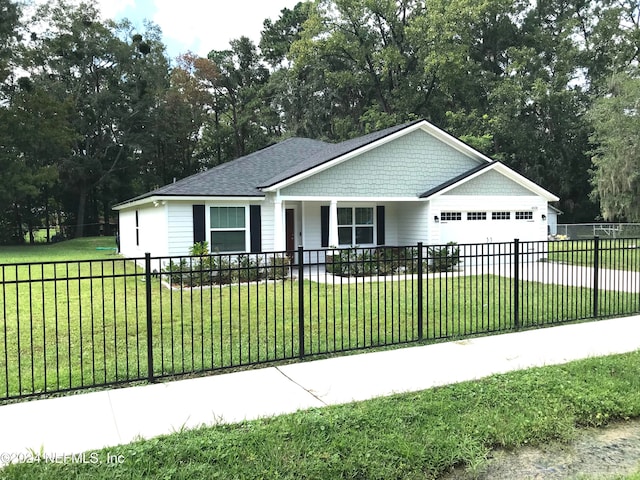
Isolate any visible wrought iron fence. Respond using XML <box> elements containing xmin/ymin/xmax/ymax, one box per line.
<box><xmin>1</xmin><ymin>238</ymin><xmax>640</xmax><ymax>402</ymax></box>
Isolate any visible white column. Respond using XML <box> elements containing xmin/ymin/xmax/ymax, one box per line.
<box><xmin>274</xmin><ymin>198</ymin><xmax>284</xmax><ymax>251</ymax></box>
<box><xmin>328</xmin><ymin>200</ymin><xmax>339</xmax><ymax>247</ymax></box>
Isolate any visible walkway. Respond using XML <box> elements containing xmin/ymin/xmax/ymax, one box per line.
<box><xmin>1</xmin><ymin>315</ymin><xmax>640</xmax><ymax>466</ymax></box>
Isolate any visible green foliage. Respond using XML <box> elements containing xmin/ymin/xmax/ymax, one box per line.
<box><xmin>189</xmin><ymin>241</ymin><xmax>209</xmax><ymax>257</ymax></box>
<box><xmin>325</xmin><ymin>247</ymin><xmax>417</xmax><ymax>276</ymax></box>
<box><xmin>589</xmin><ymin>71</ymin><xmax>640</xmax><ymax>221</ymax></box>
<box><xmin>325</xmin><ymin>244</ymin><xmax>461</xmax><ymax>276</ymax></box>
<box><xmin>428</xmin><ymin>242</ymin><xmax>460</xmax><ymax>272</ymax></box>
<box><xmin>162</xmin><ymin>243</ymin><xmax>290</xmax><ymax>286</ymax></box>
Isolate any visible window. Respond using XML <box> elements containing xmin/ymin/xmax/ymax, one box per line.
<box><xmin>338</xmin><ymin>207</ymin><xmax>374</xmax><ymax>245</ymax></box>
<box><xmin>516</xmin><ymin>211</ymin><xmax>533</xmax><ymax>220</ymax></box>
<box><xmin>467</xmin><ymin>212</ymin><xmax>487</xmax><ymax>221</ymax></box>
<box><xmin>441</xmin><ymin>212</ymin><xmax>462</xmax><ymax>221</ymax></box>
<box><xmin>135</xmin><ymin>210</ymin><xmax>139</xmax><ymax>246</ymax></box>
<box><xmin>492</xmin><ymin>211</ymin><xmax>511</xmax><ymax>220</ymax></box>
<box><xmin>210</xmin><ymin>206</ymin><xmax>246</xmax><ymax>252</ymax></box>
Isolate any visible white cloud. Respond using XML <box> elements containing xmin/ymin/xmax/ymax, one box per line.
<box><xmin>97</xmin><ymin>0</ymin><xmax>136</xmax><ymax>21</ymax></box>
<box><xmin>34</xmin><ymin>0</ymin><xmax>301</xmax><ymax>60</ymax></box>
<box><xmin>151</xmin><ymin>0</ymin><xmax>299</xmax><ymax>58</ymax></box>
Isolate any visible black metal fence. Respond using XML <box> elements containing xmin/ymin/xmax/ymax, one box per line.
<box><xmin>2</xmin><ymin>238</ymin><xmax>640</xmax><ymax>402</ymax></box>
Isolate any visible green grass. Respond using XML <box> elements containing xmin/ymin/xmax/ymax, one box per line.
<box><xmin>0</xmin><ymin>237</ymin><xmax>118</xmax><ymax>264</ymax></box>
<box><xmin>3</xmin><ymin>270</ymin><xmax>637</xmax><ymax>400</ymax></box>
<box><xmin>2</xmin><ymin>350</ymin><xmax>640</xmax><ymax>479</ymax></box>
<box><xmin>2</xmin><ymin>238</ymin><xmax>640</xmax><ymax>400</ymax></box>
<box><xmin>548</xmin><ymin>238</ymin><xmax>640</xmax><ymax>270</ymax></box>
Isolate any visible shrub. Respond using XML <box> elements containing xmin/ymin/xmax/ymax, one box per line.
<box><xmin>326</xmin><ymin>247</ymin><xmax>416</xmax><ymax>277</ymax></box>
<box><xmin>428</xmin><ymin>242</ymin><xmax>460</xmax><ymax>272</ymax></box>
<box><xmin>267</xmin><ymin>255</ymin><xmax>291</xmax><ymax>280</ymax></box>
<box><xmin>162</xmin><ymin>244</ymin><xmax>290</xmax><ymax>287</ymax></box>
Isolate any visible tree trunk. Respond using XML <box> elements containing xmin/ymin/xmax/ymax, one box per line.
<box><xmin>13</xmin><ymin>203</ymin><xmax>24</xmax><ymax>244</ymax></box>
<box><xmin>45</xmin><ymin>192</ymin><xmax>51</xmax><ymax>243</ymax></box>
<box><xmin>103</xmin><ymin>200</ymin><xmax>110</xmax><ymax>236</ymax></box>
<box><xmin>75</xmin><ymin>186</ymin><xmax>87</xmax><ymax>238</ymax></box>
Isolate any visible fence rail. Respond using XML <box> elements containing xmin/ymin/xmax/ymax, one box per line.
<box><xmin>2</xmin><ymin>238</ymin><xmax>640</xmax><ymax>402</ymax></box>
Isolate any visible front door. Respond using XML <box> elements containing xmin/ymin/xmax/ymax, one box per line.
<box><xmin>285</xmin><ymin>208</ymin><xmax>296</xmax><ymax>253</ymax></box>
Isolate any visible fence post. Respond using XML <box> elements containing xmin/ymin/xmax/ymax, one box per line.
<box><xmin>417</xmin><ymin>242</ymin><xmax>424</xmax><ymax>341</ymax></box>
<box><xmin>513</xmin><ymin>239</ymin><xmax>520</xmax><ymax>329</ymax></box>
<box><xmin>298</xmin><ymin>245</ymin><xmax>305</xmax><ymax>359</ymax></box>
<box><xmin>145</xmin><ymin>253</ymin><xmax>155</xmax><ymax>383</ymax></box>
<box><xmin>593</xmin><ymin>236</ymin><xmax>600</xmax><ymax>318</ymax></box>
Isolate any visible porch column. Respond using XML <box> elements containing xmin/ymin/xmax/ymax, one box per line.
<box><xmin>274</xmin><ymin>199</ymin><xmax>285</xmax><ymax>251</ymax></box>
<box><xmin>328</xmin><ymin>200</ymin><xmax>339</xmax><ymax>247</ymax></box>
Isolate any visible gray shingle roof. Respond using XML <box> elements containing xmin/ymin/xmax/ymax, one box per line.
<box><xmin>115</xmin><ymin>120</ymin><xmax>423</xmax><ymax>206</ymax></box>
<box><xmin>116</xmin><ymin>137</ymin><xmax>328</xmax><ymax>205</ymax></box>
<box><xmin>260</xmin><ymin>119</ymin><xmax>423</xmax><ymax>188</ymax></box>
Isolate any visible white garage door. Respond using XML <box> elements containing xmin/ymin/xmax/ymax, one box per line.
<box><xmin>439</xmin><ymin>210</ymin><xmax>540</xmax><ymax>245</ymax></box>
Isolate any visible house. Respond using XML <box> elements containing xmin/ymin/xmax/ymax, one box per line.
<box><xmin>113</xmin><ymin>119</ymin><xmax>559</xmax><ymax>258</ymax></box>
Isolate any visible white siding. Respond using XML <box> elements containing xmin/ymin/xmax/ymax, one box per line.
<box><xmin>165</xmin><ymin>199</ymin><xmax>269</xmax><ymax>256</ymax></box>
<box><xmin>302</xmin><ymin>201</ymin><xmax>324</xmax><ymax>250</ymax></box>
<box><xmin>118</xmin><ymin>204</ymin><xmax>169</xmax><ymax>258</ymax></box>
<box><xmin>167</xmin><ymin>202</ymin><xmax>194</xmax><ymax>256</ymax></box>
<box><xmin>396</xmin><ymin>202</ymin><xmax>429</xmax><ymax>245</ymax></box>
<box><xmin>117</xmin><ymin>209</ymin><xmax>137</xmax><ymax>257</ymax></box>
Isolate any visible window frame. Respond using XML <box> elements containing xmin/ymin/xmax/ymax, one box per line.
<box><xmin>441</xmin><ymin>212</ymin><xmax>462</xmax><ymax>222</ymax></box>
<box><xmin>337</xmin><ymin>206</ymin><xmax>375</xmax><ymax>246</ymax></box>
<box><xmin>467</xmin><ymin>211</ymin><xmax>487</xmax><ymax>221</ymax></box>
<box><xmin>515</xmin><ymin>211</ymin><xmax>534</xmax><ymax>221</ymax></box>
<box><xmin>209</xmin><ymin>205</ymin><xmax>249</xmax><ymax>253</ymax></box>
<box><xmin>492</xmin><ymin>211</ymin><xmax>511</xmax><ymax>220</ymax></box>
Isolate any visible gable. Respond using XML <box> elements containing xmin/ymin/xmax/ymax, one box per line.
<box><xmin>444</xmin><ymin>169</ymin><xmax>534</xmax><ymax>196</ymax></box>
<box><xmin>280</xmin><ymin>129</ymin><xmax>481</xmax><ymax>197</ymax></box>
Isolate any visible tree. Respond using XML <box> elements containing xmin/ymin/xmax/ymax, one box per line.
<box><xmin>589</xmin><ymin>72</ymin><xmax>640</xmax><ymax>221</ymax></box>
<box><xmin>22</xmin><ymin>0</ymin><xmax>170</xmax><ymax>237</ymax></box>
<box><xmin>198</xmin><ymin>37</ymin><xmax>274</xmax><ymax>163</ymax></box>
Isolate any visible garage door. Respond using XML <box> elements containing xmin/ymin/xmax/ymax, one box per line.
<box><xmin>439</xmin><ymin>210</ymin><xmax>539</xmax><ymax>245</ymax></box>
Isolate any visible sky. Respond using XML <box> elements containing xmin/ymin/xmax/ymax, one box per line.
<box><xmin>95</xmin><ymin>0</ymin><xmax>301</xmax><ymax>59</ymax></box>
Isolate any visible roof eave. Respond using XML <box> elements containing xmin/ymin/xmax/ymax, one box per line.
<box><xmin>112</xmin><ymin>194</ymin><xmax>266</xmax><ymax>210</ymax></box>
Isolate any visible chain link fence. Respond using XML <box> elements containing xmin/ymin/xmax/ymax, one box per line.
<box><xmin>556</xmin><ymin>223</ymin><xmax>640</xmax><ymax>239</ymax></box>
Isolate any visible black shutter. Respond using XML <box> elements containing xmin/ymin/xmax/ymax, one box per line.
<box><xmin>193</xmin><ymin>205</ymin><xmax>205</xmax><ymax>244</ymax></box>
<box><xmin>376</xmin><ymin>206</ymin><xmax>385</xmax><ymax>246</ymax></box>
<box><xmin>250</xmin><ymin>205</ymin><xmax>262</xmax><ymax>253</ymax></box>
<box><xmin>321</xmin><ymin>205</ymin><xmax>329</xmax><ymax>247</ymax></box>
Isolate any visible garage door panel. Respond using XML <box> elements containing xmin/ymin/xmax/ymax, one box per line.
<box><xmin>439</xmin><ymin>210</ymin><xmax>540</xmax><ymax>244</ymax></box>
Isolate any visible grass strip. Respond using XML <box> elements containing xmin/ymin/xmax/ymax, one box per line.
<box><xmin>3</xmin><ymin>350</ymin><xmax>640</xmax><ymax>479</ymax></box>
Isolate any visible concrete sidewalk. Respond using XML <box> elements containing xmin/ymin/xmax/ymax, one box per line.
<box><xmin>1</xmin><ymin>315</ymin><xmax>640</xmax><ymax>466</ymax></box>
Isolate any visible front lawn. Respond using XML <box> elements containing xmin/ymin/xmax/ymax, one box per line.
<box><xmin>548</xmin><ymin>238</ymin><xmax>640</xmax><ymax>271</ymax></box>
<box><xmin>2</xmin><ymin>238</ymin><xmax>640</xmax><ymax>400</ymax></box>
<box><xmin>3</xmin><ymin>350</ymin><xmax>640</xmax><ymax>479</ymax></box>
<box><xmin>2</xmin><ymin>265</ymin><xmax>638</xmax><ymax>400</ymax></box>
<box><xmin>0</xmin><ymin>237</ymin><xmax>117</xmax><ymax>264</ymax></box>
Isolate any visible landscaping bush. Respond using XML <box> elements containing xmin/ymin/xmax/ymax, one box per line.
<box><xmin>326</xmin><ymin>247</ymin><xmax>418</xmax><ymax>276</ymax></box>
<box><xmin>162</xmin><ymin>243</ymin><xmax>289</xmax><ymax>287</ymax></box>
<box><xmin>428</xmin><ymin>242</ymin><xmax>460</xmax><ymax>272</ymax></box>
<box><xmin>267</xmin><ymin>255</ymin><xmax>291</xmax><ymax>280</ymax></box>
